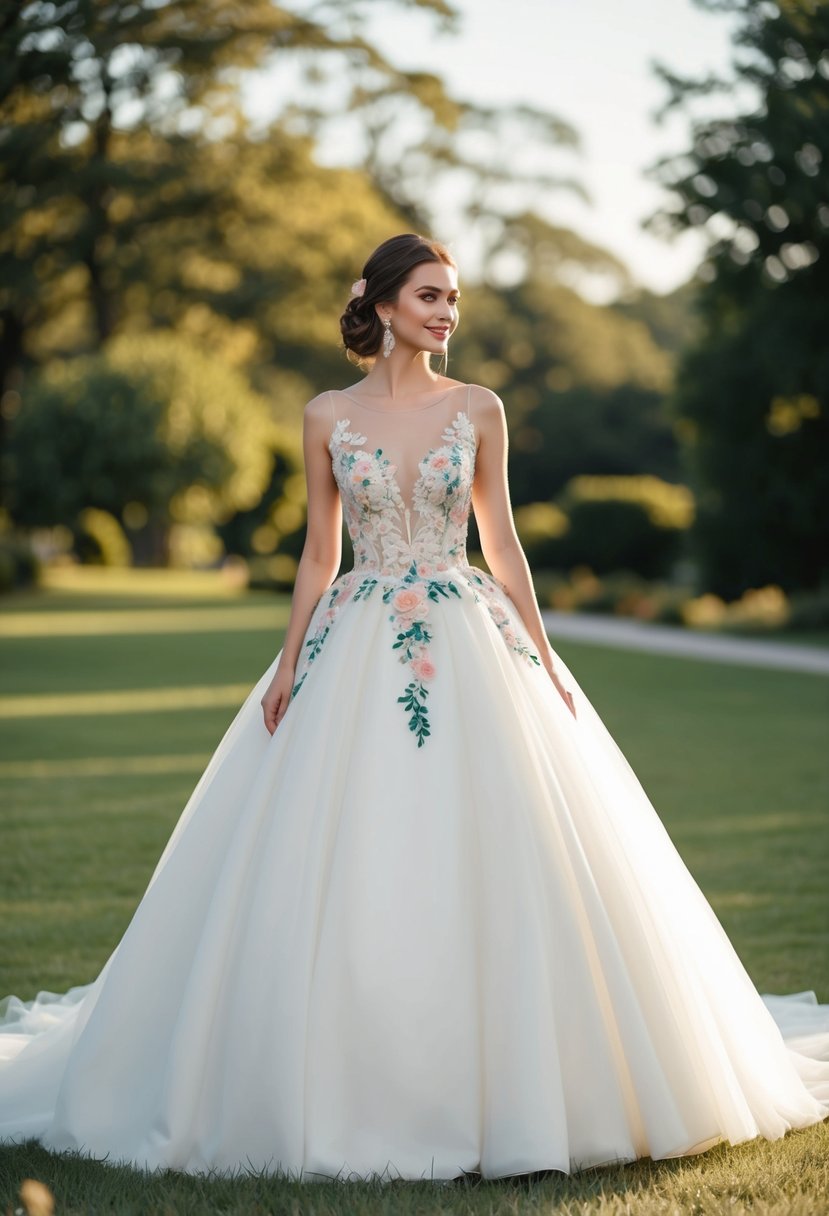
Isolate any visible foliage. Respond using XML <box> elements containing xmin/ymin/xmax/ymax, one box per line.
<box><xmin>612</xmin><ymin>280</ymin><xmax>700</xmax><ymax>355</ymax></box>
<box><xmin>563</xmin><ymin>474</ymin><xmax>693</xmax><ymax>528</ymax></box>
<box><xmin>0</xmin><ymin>1</ymin><xmax>699</xmax><ymax>574</ymax></box>
<box><xmin>0</xmin><ymin>0</ymin><xmax>415</xmax><ymax>404</ymax></box>
<box><xmin>787</xmin><ymin>586</ymin><xmax>829</xmax><ymax>632</ymax></box>
<box><xmin>515</xmin><ymin>475</ymin><xmax>693</xmax><ymax>579</ymax></box>
<box><xmin>532</xmin><ymin>567</ymin><xmax>691</xmax><ymax>624</ymax></box>
<box><xmin>0</xmin><ymin>0</ymin><xmax>315</xmax><ymax>381</ymax></box>
<box><xmin>286</xmin><ymin>35</ymin><xmax>588</xmax><ymax>267</ymax></box>
<box><xmin>650</xmin><ymin>0</ymin><xmax>829</xmax><ymax>596</ymax></box>
<box><xmin>451</xmin><ymin>255</ymin><xmax>680</xmax><ymax>513</ymax></box>
<box><xmin>512</xmin><ymin>501</ymin><xmax>570</xmax><ymax>546</ymax></box>
<box><xmin>677</xmin><ymin>580</ymin><xmax>829</xmax><ymax>634</ymax></box>
<box><xmin>531</xmin><ymin>565</ymin><xmax>829</xmax><ymax>638</ymax></box>
<box><xmin>0</xmin><ymin>0</ymin><xmax>589</xmax><ymax>407</ymax></box>
<box><xmin>0</xmin><ymin>0</ymin><xmax>452</xmax><ymax>337</ymax></box>
<box><xmin>74</xmin><ymin>508</ymin><xmax>132</xmax><ymax>568</ymax></box>
<box><xmin>0</xmin><ymin>531</ymin><xmax>39</xmax><ymax>593</ymax></box>
<box><xmin>107</xmin><ymin>333</ymin><xmax>283</xmax><ymax>523</ymax></box>
<box><xmin>7</xmin><ymin>360</ymin><xmax>191</xmax><ymax>529</ymax></box>
<box><xmin>682</xmin><ymin>584</ymin><xmax>789</xmax><ymax>631</ymax></box>
<box><xmin>133</xmin><ymin>132</ymin><xmax>409</xmax><ymax>398</ymax></box>
<box><xmin>478</xmin><ymin>210</ymin><xmax>633</xmax><ymax>298</ymax></box>
<box><xmin>5</xmin><ymin>334</ymin><xmax>287</xmax><ymax>563</ymax></box>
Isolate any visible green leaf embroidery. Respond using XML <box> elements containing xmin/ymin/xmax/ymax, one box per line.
<box><xmin>396</xmin><ymin>680</ymin><xmax>431</xmax><ymax>747</ymax></box>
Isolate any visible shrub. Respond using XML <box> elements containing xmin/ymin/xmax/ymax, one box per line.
<box><xmin>5</xmin><ymin>333</ymin><xmax>291</xmax><ymax>566</ymax></box>
<box><xmin>0</xmin><ymin>534</ymin><xmax>40</xmax><ymax>592</ymax></box>
<box><xmin>525</xmin><ymin>475</ymin><xmax>696</xmax><ymax>579</ymax></box>
<box><xmin>515</xmin><ymin>501</ymin><xmax>571</xmax><ymax>569</ymax></box>
<box><xmin>681</xmin><ymin>585</ymin><xmax>791</xmax><ymax>632</ymax></box>
<box><xmin>246</xmin><ymin>554</ymin><xmax>299</xmax><ymax>592</ymax></box>
<box><xmin>75</xmin><ymin>508</ymin><xmax>132</xmax><ymax>567</ymax></box>
<box><xmin>786</xmin><ymin>586</ymin><xmax>829</xmax><ymax>631</ymax></box>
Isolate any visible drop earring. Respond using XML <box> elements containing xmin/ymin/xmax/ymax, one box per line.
<box><xmin>382</xmin><ymin>317</ymin><xmax>395</xmax><ymax>358</ymax></box>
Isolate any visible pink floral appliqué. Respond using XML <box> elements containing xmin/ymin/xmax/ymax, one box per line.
<box><xmin>382</xmin><ymin>561</ymin><xmax>462</xmax><ymax>746</ymax></box>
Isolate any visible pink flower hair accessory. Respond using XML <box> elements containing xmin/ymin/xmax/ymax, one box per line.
<box><xmin>350</xmin><ymin>277</ymin><xmax>367</xmax><ymax>299</ymax></box>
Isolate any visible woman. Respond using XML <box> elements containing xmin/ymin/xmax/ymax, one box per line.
<box><xmin>1</xmin><ymin>233</ymin><xmax>828</xmax><ymax>1183</ymax></box>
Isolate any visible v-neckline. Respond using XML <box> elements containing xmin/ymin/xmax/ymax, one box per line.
<box><xmin>329</xmin><ymin>412</ymin><xmax>475</xmax><ymax>522</ymax></box>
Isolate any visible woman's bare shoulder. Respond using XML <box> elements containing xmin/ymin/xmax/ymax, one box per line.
<box><xmin>465</xmin><ymin>383</ymin><xmax>505</xmax><ymax>415</ymax></box>
<box><xmin>301</xmin><ymin>392</ymin><xmax>341</xmax><ymax>450</ymax></box>
<box><xmin>303</xmin><ymin>390</ymin><xmax>348</xmax><ymax>436</ymax></box>
<box><xmin>303</xmin><ymin>390</ymin><xmax>334</xmax><ymax>416</ymax></box>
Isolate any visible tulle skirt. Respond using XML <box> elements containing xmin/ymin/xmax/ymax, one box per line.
<box><xmin>1</xmin><ymin>568</ymin><xmax>827</xmax><ymax>1180</ymax></box>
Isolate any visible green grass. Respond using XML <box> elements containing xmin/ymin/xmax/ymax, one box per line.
<box><xmin>734</xmin><ymin>626</ymin><xmax>829</xmax><ymax>649</ymax></box>
<box><xmin>1</xmin><ymin>569</ymin><xmax>827</xmax><ymax>1215</ymax></box>
<box><xmin>1</xmin><ymin>1127</ymin><xmax>828</xmax><ymax>1216</ymax></box>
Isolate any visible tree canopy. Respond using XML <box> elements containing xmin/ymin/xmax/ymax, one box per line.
<box><xmin>1</xmin><ymin>0</ymin><xmax>691</xmax><ymax>580</ymax></box>
<box><xmin>6</xmin><ymin>332</ymin><xmax>287</xmax><ymax>563</ymax></box>
<box><xmin>649</xmin><ymin>0</ymin><xmax>829</xmax><ymax>595</ymax></box>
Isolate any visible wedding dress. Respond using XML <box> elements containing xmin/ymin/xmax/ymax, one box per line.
<box><xmin>1</xmin><ymin>383</ymin><xmax>827</xmax><ymax>1182</ymax></box>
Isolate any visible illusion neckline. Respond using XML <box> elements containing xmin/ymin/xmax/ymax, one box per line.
<box><xmin>336</xmin><ymin>384</ymin><xmax>468</xmax><ymax>414</ymax></box>
<box><xmin>329</xmin><ymin>409</ymin><xmax>476</xmax><ymax>524</ymax></box>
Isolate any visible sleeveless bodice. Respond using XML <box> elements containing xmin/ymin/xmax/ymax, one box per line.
<box><xmin>328</xmin><ymin>385</ymin><xmax>476</xmax><ymax>578</ymax></box>
<box><xmin>289</xmin><ymin>384</ymin><xmax>542</xmax><ymax>746</ymax></box>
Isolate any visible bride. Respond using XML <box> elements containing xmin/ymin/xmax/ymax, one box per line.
<box><xmin>1</xmin><ymin>233</ymin><xmax>827</xmax><ymax>1183</ymax></box>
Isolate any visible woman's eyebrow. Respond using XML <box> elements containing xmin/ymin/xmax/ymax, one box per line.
<box><xmin>417</xmin><ymin>285</ymin><xmax>461</xmax><ymax>294</ymax></box>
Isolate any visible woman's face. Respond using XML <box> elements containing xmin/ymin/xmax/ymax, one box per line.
<box><xmin>378</xmin><ymin>261</ymin><xmax>460</xmax><ymax>357</ymax></box>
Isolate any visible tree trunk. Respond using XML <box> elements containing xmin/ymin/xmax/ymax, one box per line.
<box><xmin>0</xmin><ymin>307</ymin><xmax>26</xmax><ymax>505</ymax></box>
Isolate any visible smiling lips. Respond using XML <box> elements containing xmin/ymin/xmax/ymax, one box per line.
<box><xmin>426</xmin><ymin>327</ymin><xmax>449</xmax><ymax>338</ymax></box>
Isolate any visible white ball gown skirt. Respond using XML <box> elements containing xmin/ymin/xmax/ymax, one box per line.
<box><xmin>1</xmin><ymin>566</ymin><xmax>828</xmax><ymax>1182</ymax></box>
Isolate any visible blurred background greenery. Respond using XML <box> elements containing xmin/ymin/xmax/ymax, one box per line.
<box><xmin>1</xmin><ymin>0</ymin><xmax>826</xmax><ymax>635</ymax></box>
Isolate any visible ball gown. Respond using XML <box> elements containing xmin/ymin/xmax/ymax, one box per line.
<box><xmin>1</xmin><ymin>383</ymin><xmax>828</xmax><ymax>1182</ymax></box>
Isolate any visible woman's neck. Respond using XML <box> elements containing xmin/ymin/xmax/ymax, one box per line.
<box><xmin>356</xmin><ymin>353</ymin><xmax>444</xmax><ymax>400</ymax></box>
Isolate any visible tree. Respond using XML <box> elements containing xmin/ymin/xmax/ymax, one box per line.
<box><xmin>127</xmin><ymin>130</ymin><xmax>411</xmax><ymax>399</ymax></box>
<box><xmin>6</xmin><ymin>334</ymin><xmax>288</xmax><ymax>563</ymax></box>
<box><xmin>450</xmin><ymin>219</ymin><xmax>678</xmax><ymax>515</ymax></box>
<box><xmin>0</xmin><ymin>0</ymin><xmax>462</xmax><ymax>406</ymax></box>
<box><xmin>649</xmin><ymin>0</ymin><xmax>829</xmax><ymax>596</ymax></box>
<box><xmin>3</xmin><ymin>2</ymin><xmax>672</xmax><ymax>575</ymax></box>
<box><xmin>1</xmin><ymin>1</ymin><xmax>296</xmax><ymax>384</ymax></box>
<box><xmin>0</xmin><ymin>0</ymin><xmax>584</xmax><ymax>404</ymax></box>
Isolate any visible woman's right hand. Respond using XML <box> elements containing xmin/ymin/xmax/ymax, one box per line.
<box><xmin>261</xmin><ymin>661</ymin><xmax>296</xmax><ymax>736</ymax></box>
<box><xmin>541</xmin><ymin>649</ymin><xmax>577</xmax><ymax>719</ymax></box>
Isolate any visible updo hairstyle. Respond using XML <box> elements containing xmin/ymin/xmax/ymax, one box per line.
<box><xmin>340</xmin><ymin>233</ymin><xmax>456</xmax><ymax>362</ymax></box>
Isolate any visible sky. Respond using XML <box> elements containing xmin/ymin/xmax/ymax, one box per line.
<box><xmin>245</xmin><ymin>0</ymin><xmax>742</xmax><ymax>299</ymax></box>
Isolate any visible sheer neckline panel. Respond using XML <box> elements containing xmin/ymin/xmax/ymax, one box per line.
<box><xmin>328</xmin><ymin>388</ymin><xmax>476</xmax><ymax>520</ymax></box>
<box><xmin>336</xmin><ymin>384</ymin><xmax>468</xmax><ymax>414</ymax></box>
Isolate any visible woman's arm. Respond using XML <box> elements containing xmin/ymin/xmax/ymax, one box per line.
<box><xmin>261</xmin><ymin>394</ymin><xmax>343</xmax><ymax>733</ymax></box>
<box><xmin>470</xmin><ymin>386</ymin><xmax>576</xmax><ymax>717</ymax></box>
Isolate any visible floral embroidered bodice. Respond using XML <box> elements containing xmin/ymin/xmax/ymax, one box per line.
<box><xmin>290</xmin><ymin>384</ymin><xmax>541</xmax><ymax>745</ymax></box>
<box><xmin>328</xmin><ymin>391</ymin><xmax>476</xmax><ymax>577</ymax></box>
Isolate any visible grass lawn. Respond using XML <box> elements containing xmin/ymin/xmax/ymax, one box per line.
<box><xmin>0</xmin><ymin>569</ymin><xmax>827</xmax><ymax>1215</ymax></box>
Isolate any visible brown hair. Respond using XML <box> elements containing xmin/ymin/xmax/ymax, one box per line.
<box><xmin>340</xmin><ymin>233</ymin><xmax>457</xmax><ymax>362</ymax></box>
